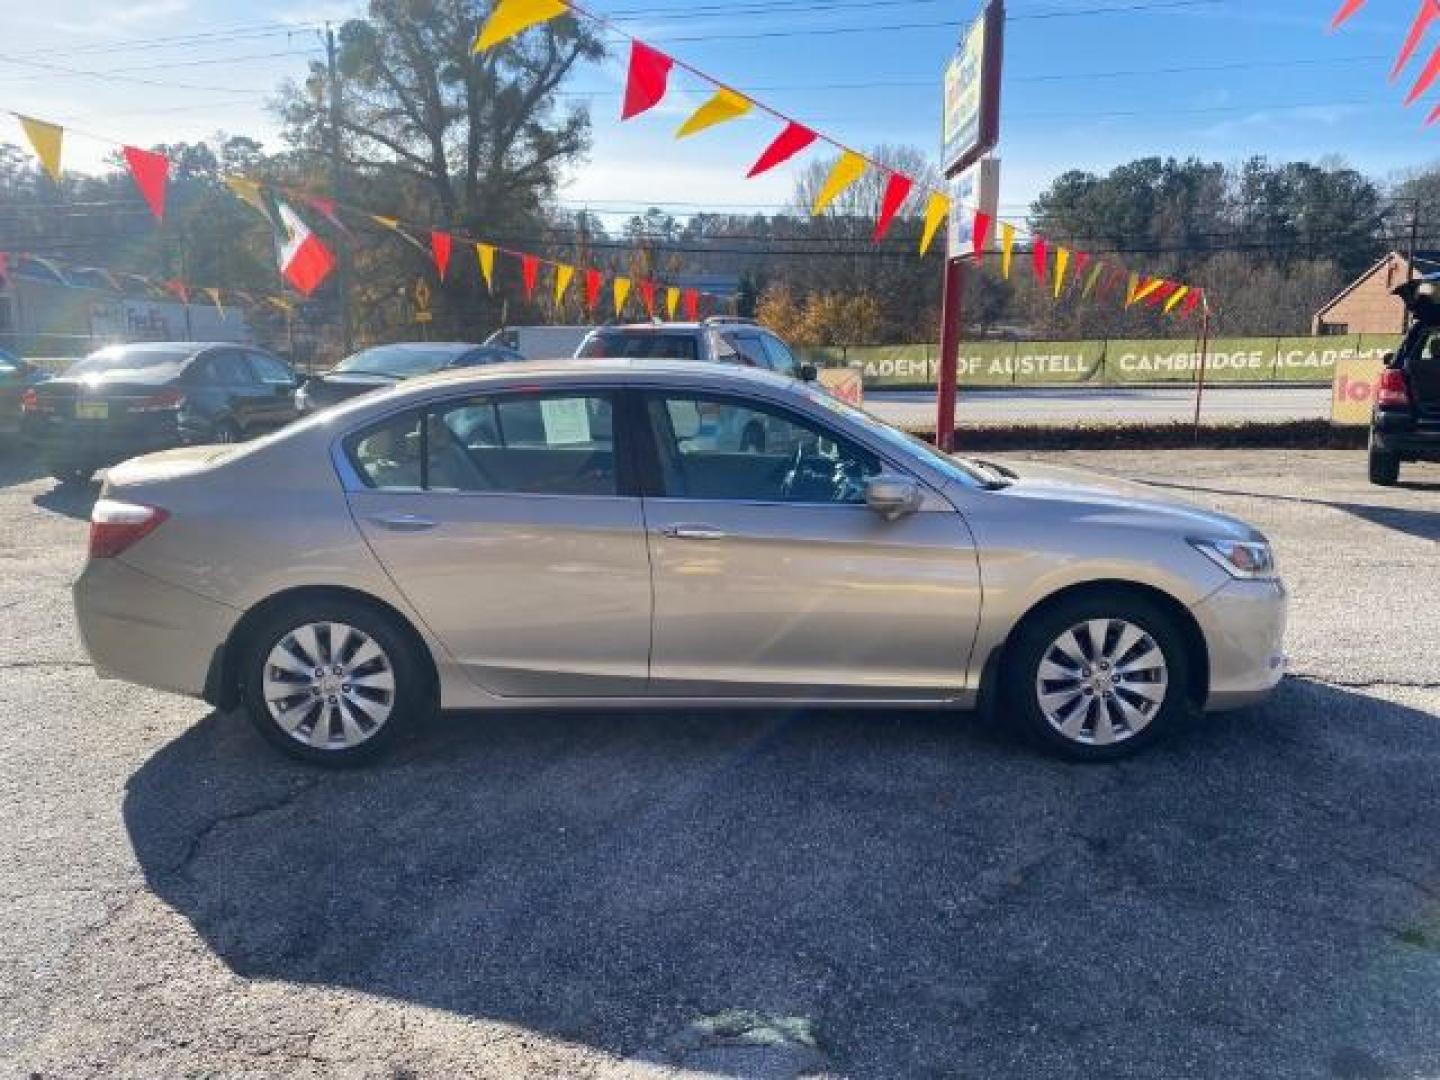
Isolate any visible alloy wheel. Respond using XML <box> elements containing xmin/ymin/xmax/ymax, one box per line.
<box><xmin>262</xmin><ymin>622</ymin><xmax>396</xmax><ymax>750</ymax></box>
<box><xmin>1034</xmin><ymin>618</ymin><xmax>1169</xmax><ymax>747</ymax></box>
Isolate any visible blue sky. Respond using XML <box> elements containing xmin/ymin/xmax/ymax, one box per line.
<box><xmin>4</xmin><ymin>0</ymin><xmax>1439</xmax><ymax>228</ymax></box>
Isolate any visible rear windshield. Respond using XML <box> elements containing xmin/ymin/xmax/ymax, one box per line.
<box><xmin>64</xmin><ymin>346</ymin><xmax>192</xmax><ymax>380</ymax></box>
<box><xmin>336</xmin><ymin>344</ymin><xmax>474</xmax><ymax>378</ymax></box>
<box><xmin>578</xmin><ymin>332</ymin><xmax>699</xmax><ymax>361</ymax></box>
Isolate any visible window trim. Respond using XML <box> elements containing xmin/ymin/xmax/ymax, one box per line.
<box><xmin>638</xmin><ymin>389</ymin><xmax>889</xmax><ymax>507</ymax></box>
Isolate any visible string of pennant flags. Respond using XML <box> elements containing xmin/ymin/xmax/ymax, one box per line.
<box><xmin>473</xmin><ymin>0</ymin><xmax>1207</xmax><ymax>318</ymax></box>
<box><xmin>7</xmin><ymin>84</ymin><xmax>1205</xmax><ymax>319</ymax></box>
<box><xmin>1330</xmin><ymin>0</ymin><xmax>1440</xmax><ymax>124</ymax></box>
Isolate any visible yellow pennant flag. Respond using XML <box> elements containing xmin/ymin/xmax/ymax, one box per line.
<box><xmin>676</xmin><ymin>87</ymin><xmax>751</xmax><ymax>139</ymax></box>
<box><xmin>225</xmin><ymin>176</ymin><xmax>267</xmax><ymax>215</ymax></box>
<box><xmin>473</xmin><ymin>0</ymin><xmax>568</xmax><ymax>53</ymax></box>
<box><xmin>1000</xmin><ymin>222</ymin><xmax>1016</xmax><ymax>279</ymax></box>
<box><xmin>554</xmin><ymin>263</ymin><xmax>574</xmax><ymax>306</ymax></box>
<box><xmin>666</xmin><ymin>286</ymin><xmax>681</xmax><ymax>319</ymax></box>
<box><xmin>1163</xmin><ymin>284</ymin><xmax>1190</xmax><ymax>314</ymax></box>
<box><xmin>476</xmin><ymin>244</ymin><xmax>495</xmax><ymax>291</ymax></box>
<box><xmin>372</xmin><ymin>214</ymin><xmax>400</xmax><ymax>230</ymax></box>
<box><xmin>18</xmin><ymin>116</ymin><xmax>63</xmax><ymax>182</ymax></box>
<box><xmin>1081</xmin><ymin>260</ymin><xmax>1105</xmax><ymax>299</ymax></box>
<box><xmin>918</xmin><ymin>193</ymin><xmax>950</xmax><ymax>257</ymax></box>
<box><xmin>204</xmin><ymin>287</ymin><xmax>225</xmax><ymax>319</ymax></box>
<box><xmin>613</xmin><ymin>276</ymin><xmax>632</xmax><ymax>318</ymax></box>
<box><xmin>811</xmin><ymin>150</ymin><xmax>866</xmax><ymax>216</ymax></box>
<box><xmin>1128</xmin><ymin>274</ymin><xmax>1163</xmax><ymax>307</ymax></box>
<box><xmin>1053</xmin><ymin>248</ymin><xmax>1071</xmax><ymax>298</ymax></box>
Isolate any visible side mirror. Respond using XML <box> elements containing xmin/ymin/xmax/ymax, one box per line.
<box><xmin>799</xmin><ymin>362</ymin><xmax>818</xmax><ymax>383</ymax></box>
<box><xmin>865</xmin><ymin>473</ymin><xmax>922</xmax><ymax>520</ymax></box>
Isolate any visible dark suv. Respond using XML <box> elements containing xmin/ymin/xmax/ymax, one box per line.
<box><xmin>1369</xmin><ymin>277</ymin><xmax>1440</xmax><ymax>485</ymax></box>
<box><xmin>23</xmin><ymin>341</ymin><xmax>300</xmax><ymax>483</ymax></box>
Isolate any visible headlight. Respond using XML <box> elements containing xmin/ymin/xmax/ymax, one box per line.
<box><xmin>1189</xmin><ymin>538</ymin><xmax>1277</xmax><ymax>580</ymax></box>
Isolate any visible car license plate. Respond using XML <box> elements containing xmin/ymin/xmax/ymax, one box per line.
<box><xmin>75</xmin><ymin>401</ymin><xmax>108</xmax><ymax>420</ymax></box>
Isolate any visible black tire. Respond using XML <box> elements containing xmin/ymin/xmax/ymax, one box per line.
<box><xmin>1368</xmin><ymin>438</ymin><xmax>1400</xmax><ymax>486</ymax></box>
<box><xmin>237</xmin><ymin>596</ymin><xmax>432</xmax><ymax>766</ymax></box>
<box><xmin>1000</xmin><ymin>592</ymin><xmax>1193</xmax><ymax>762</ymax></box>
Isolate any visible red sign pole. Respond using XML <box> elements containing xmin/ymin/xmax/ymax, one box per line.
<box><xmin>935</xmin><ymin>255</ymin><xmax>967</xmax><ymax>452</ymax></box>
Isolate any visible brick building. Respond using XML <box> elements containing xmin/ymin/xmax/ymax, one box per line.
<box><xmin>1313</xmin><ymin>250</ymin><xmax>1440</xmax><ymax>335</ymax></box>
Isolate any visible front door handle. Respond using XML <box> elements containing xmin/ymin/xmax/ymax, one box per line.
<box><xmin>370</xmin><ymin>513</ymin><xmax>438</xmax><ymax>532</ymax></box>
<box><xmin>659</xmin><ymin>524</ymin><xmax>727</xmax><ymax>540</ymax></box>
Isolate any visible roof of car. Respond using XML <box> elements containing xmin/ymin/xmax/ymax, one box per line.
<box><xmin>392</xmin><ymin>356</ymin><xmax>798</xmax><ymax>394</ymax></box>
<box><xmin>595</xmin><ymin>323</ymin><xmax>709</xmax><ymax>333</ymax></box>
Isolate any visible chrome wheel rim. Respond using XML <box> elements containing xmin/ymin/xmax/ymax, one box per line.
<box><xmin>1035</xmin><ymin>619</ymin><xmax>1169</xmax><ymax>747</ymax></box>
<box><xmin>262</xmin><ymin>622</ymin><xmax>395</xmax><ymax>750</ymax></box>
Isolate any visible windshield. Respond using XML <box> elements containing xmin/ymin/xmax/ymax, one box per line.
<box><xmin>64</xmin><ymin>346</ymin><xmax>192</xmax><ymax>380</ymax></box>
<box><xmin>801</xmin><ymin>387</ymin><xmax>1000</xmax><ymax>488</ymax></box>
<box><xmin>336</xmin><ymin>344</ymin><xmax>473</xmax><ymax>378</ymax></box>
<box><xmin>578</xmin><ymin>332</ymin><xmax>700</xmax><ymax>360</ymax></box>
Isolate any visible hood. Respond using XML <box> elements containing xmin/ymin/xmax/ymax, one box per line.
<box><xmin>975</xmin><ymin>458</ymin><xmax>1264</xmax><ymax>542</ymax></box>
<box><xmin>314</xmin><ymin>371</ymin><xmax>405</xmax><ymax>389</ymax></box>
<box><xmin>104</xmin><ymin>445</ymin><xmax>237</xmax><ymax>488</ymax></box>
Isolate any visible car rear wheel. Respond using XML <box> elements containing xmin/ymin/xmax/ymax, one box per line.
<box><xmin>239</xmin><ymin>598</ymin><xmax>430</xmax><ymax>765</ymax></box>
<box><xmin>1368</xmin><ymin>438</ymin><xmax>1400</xmax><ymax>486</ymax></box>
<box><xmin>1002</xmin><ymin>593</ymin><xmax>1192</xmax><ymax>761</ymax></box>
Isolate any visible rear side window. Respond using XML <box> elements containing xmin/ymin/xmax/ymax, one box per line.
<box><xmin>197</xmin><ymin>351</ymin><xmax>259</xmax><ymax>386</ymax></box>
<box><xmin>346</xmin><ymin>411</ymin><xmax>425</xmax><ymax>490</ymax></box>
<box><xmin>578</xmin><ymin>332</ymin><xmax>699</xmax><ymax>361</ymax></box>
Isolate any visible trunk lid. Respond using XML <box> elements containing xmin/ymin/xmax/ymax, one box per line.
<box><xmin>103</xmin><ymin>445</ymin><xmax>237</xmax><ymax>489</ymax></box>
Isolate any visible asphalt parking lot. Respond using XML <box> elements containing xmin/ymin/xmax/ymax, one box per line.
<box><xmin>2</xmin><ymin>445</ymin><xmax>1438</xmax><ymax>1079</ymax></box>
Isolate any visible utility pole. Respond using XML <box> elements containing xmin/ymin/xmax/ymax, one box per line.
<box><xmin>325</xmin><ymin>24</ymin><xmax>354</xmax><ymax>355</ymax></box>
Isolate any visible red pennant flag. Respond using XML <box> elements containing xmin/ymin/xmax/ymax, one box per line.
<box><xmin>621</xmin><ymin>41</ymin><xmax>674</xmax><ymax>120</ymax></box>
<box><xmin>164</xmin><ymin>279</ymin><xmax>188</xmax><ymax>304</ymax></box>
<box><xmin>683</xmin><ymin>288</ymin><xmax>699</xmax><ymax>321</ymax></box>
<box><xmin>521</xmin><ymin>254</ymin><xmax>539</xmax><ymax>299</ymax></box>
<box><xmin>747</xmin><ymin>122</ymin><xmax>818</xmax><ymax>178</ymax></box>
<box><xmin>1393</xmin><ymin>0</ymin><xmax>1440</xmax><ymax>77</ymax></box>
<box><xmin>1072</xmin><ymin>250</ymin><xmax>1091</xmax><ymax>281</ymax></box>
<box><xmin>275</xmin><ymin>201</ymin><xmax>334</xmax><ymax>296</ymax></box>
<box><xmin>1330</xmin><ymin>0</ymin><xmax>1368</xmax><ymax>28</ymax></box>
<box><xmin>1145</xmin><ymin>281</ymin><xmax>1180</xmax><ymax>307</ymax></box>
<box><xmin>1031</xmin><ymin>237</ymin><xmax>1049</xmax><ymax>283</ymax></box>
<box><xmin>430</xmin><ymin>231</ymin><xmax>453</xmax><ymax>280</ymax></box>
<box><xmin>585</xmin><ymin>268</ymin><xmax>603</xmax><ymax>310</ymax></box>
<box><xmin>123</xmin><ymin>146</ymin><xmax>169</xmax><ymax>220</ymax></box>
<box><xmin>873</xmin><ymin>172</ymin><xmax>913</xmax><ymax>242</ymax></box>
<box><xmin>1181</xmin><ymin>288</ymin><xmax>1204</xmax><ymax>317</ymax></box>
<box><xmin>639</xmin><ymin>279</ymin><xmax>657</xmax><ymax>317</ymax></box>
<box><xmin>972</xmin><ymin>211</ymin><xmax>992</xmax><ymax>259</ymax></box>
<box><xmin>1405</xmin><ymin>43</ymin><xmax>1440</xmax><ymax>103</ymax></box>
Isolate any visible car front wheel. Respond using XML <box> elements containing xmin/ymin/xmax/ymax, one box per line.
<box><xmin>239</xmin><ymin>598</ymin><xmax>430</xmax><ymax>765</ymax></box>
<box><xmin>1002</xmin><ymin>593</ymin><xmax>1192</xmax><ymax>761</ymax></box>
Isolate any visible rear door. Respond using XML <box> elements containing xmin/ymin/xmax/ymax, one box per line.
<box><xmin>200</xmin><ymin>348</ymin><xmax>267</xmax><ymax>434</ymax></box>
<box><xmin>345</xmin><ymin>388</ymin><xmax>653</xmax><ymax>698</ymax></box>
<box><xmin>639</xmin><ymin>389</ymin><xmax>981</xmax><ymax>698</ymax></box>
<box><xmin>243</xmin><ymin>350</ymin><xmax>300</xmax><ymax>431</ymax></box>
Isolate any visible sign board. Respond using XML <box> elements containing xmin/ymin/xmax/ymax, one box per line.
<box><xmin>942</xmin><ymin>0</ymin><xmax>1004</xmax><ymax>177</ymax></box>
<box><xmin>1331</xmin><ymin>354</ymin><xmax>1384</xmax><ymax>426</ymax></box>
<box><xmin>817</xmin><ymin>366</ymin><xmax>865</xmax><ymax>407</ymax></box>
<box><xmin>948</xmin><ymin>158</ymin><xmax>1001</xmax><ymax>259</ymax></box>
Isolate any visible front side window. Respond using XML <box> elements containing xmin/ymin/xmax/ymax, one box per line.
<box><xmin>760</xmin><ymin>334</ymin><xmax>799</xmax><ymax>377</ymax></box>
<box><xmin>723</xmin><ymin>332</ymin><xmax>769</xmax><ymax>369</ymax></box>
<box><xmin>647</xmin><ymin>393</ymin><xmax>878</xmax><ymax>504</ymax></box>
<box><xmin>247</xmin><ymin>352</ymin><xmax>295</xmax><ymax>385</ymax></box>
<box><xmin>429</xmin><ymin>393</ymin><xmax>617</xmax><ymax>495</ymax></box>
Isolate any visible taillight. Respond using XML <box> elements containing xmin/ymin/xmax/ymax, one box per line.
<box><xmin>1377</xmin><ymin>368</ymin><xmax>1410</xmax><ymax>409</ymax></box>
<box><xmin>129</xmin><ymin>389</ymin><xmax>185</xmax><ymax>413</ymax></box>
<box><xmin>89</xmin><ymin>499</ymin><xmax>169</xmax><ymax>558</ymax></box>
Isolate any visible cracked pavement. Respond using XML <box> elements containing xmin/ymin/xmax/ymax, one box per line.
<box><xmin>1</xmin><ymin>446</ymin><xmax>1438</xmax><ymax>1078</ymax></box>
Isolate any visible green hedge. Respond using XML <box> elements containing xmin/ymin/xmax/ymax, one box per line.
<box><xmin>803</xmin><ymin>334</ymin><xmax>1400</xmax><ymax>389</ymax></box>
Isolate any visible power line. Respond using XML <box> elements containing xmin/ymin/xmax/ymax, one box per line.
<box><xmin>602</xmin><ymin>0</ymin><xmax>1222</xmax><ymax>21</ymax></box>
<box><xmin>25</xmin><ymin>24</ymin><xmax>322</xmax><ymax>58</ymax></box>
<box><xmin>0</xmin><ymin>53</ymin><xmax>274</xmax><ymax>95</ymax></box>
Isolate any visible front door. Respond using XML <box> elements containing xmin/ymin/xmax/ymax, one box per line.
<box><xmin>347</xmin><ymin>390</ymin><xmax>653</xmax><ymax>697</ymax></box>
<box><xmin>640</xmin><ymin>391</ymin><xmax>981</xmax><ymax>699</ymax></box>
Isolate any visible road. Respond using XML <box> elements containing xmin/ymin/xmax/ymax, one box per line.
<box><xmin>866</xmin><ymin>385</ymin><xmax>1332</xmax><ymax>430</ymax></box>
<box><xmin>2</xmin><ymin>447</ymin><xmax>1438</xmax><ymax>1078</ymax></box>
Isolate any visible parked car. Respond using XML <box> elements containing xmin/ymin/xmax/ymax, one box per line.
<box><xmin>0</xmin><ymin>347</ymin><xmax>49</xmax><ymax>441</ymax></box>
<box><xmin>1368</xmin><ymin>275</ymin><xmax>1440</xmax><ymax>485</ymax></box>
<box><xmin>295</xmin><ymin>342</ymin><xmax>525</xmax><ymax>415</ymax></box>
<box><xmin>75</xmin><ymin>359</ymin><xmax>1286</xmax><ymax>766</ymax></box>
<box><xmin>577</xmin><ymin>319</ymin><xmax>815</xmax><ymax>382</ymax></box>
<box><xmin>22</xmin><ymin>341</ymin><xmax>299</xmax><ymax>483</ymax></box>
<box><xmin>484</xmin><ymin>325</ymin><xmax>593</xmax><ymax>359</ymax></box>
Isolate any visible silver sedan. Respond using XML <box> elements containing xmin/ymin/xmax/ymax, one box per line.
<box><xmin>74</xmin><ymin>359</ymin><xmax>1287</xmax><ymax>764</ymax></box>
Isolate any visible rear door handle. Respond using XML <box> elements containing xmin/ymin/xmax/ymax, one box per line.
<box><xmin>659</xmin><ymin>524</ymin><xmax>727</xmax><ymax>540</ymax></box>
<box><xmin>370</xmin><ymin>513</ymin><xmax>438</xmax><ymax>532</ymax></box>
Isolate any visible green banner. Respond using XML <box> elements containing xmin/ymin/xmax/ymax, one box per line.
<box><xmin>806</xmin><ymin>334</ymin><xmax>1393</xmax><ymax>389</ymax></box>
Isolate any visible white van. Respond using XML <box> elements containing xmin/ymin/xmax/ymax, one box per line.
<box><xmin>484</xmin><ymin>325</ymin><xmax>595</xmax><ymax>359</ymax></box>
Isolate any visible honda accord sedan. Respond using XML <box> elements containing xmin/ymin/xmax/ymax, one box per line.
<box><xmin>74</xmin><ymin>360</ymin><xmax>1286</xmax><ymax>765</ymax></box>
